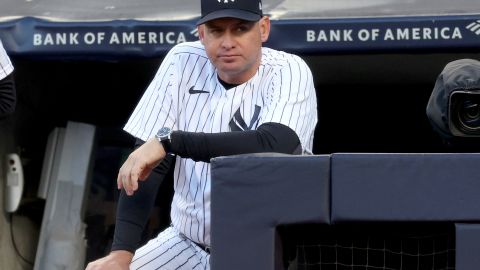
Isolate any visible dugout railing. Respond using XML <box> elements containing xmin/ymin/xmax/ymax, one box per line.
<box><xmin>210</xmin><ymin>153</ymin><xmax>480</xmax><ymax>270</ymax></box>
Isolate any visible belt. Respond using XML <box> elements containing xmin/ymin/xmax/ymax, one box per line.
<box><xmin>178</xmin><ymin>231</ymin><xmax>211</xmax><ymax>254</ymax></box>
<box><xmin>195</xmin><ymin>242</ymin><xmax>211</xmax><ymax>254</ymax></box>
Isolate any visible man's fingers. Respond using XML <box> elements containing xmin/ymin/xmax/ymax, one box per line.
<box><xmin>117</xmin><ymin>157</ymin><xmax>137</xmax><ymax>196</ymax></box>
<box><xmin>129</xmin><ymin>167</ymin><xmax>140</xmax><ymax>193</ymax></box>
<box><xmin>117</xmin><ymin>164</ymin><xmax>126</xmax><ymax>190</ymax></box>
<box><xmin>116</xmin><ymin>142</ymin><xmax>162</xmax><ymax>195</ymax></box>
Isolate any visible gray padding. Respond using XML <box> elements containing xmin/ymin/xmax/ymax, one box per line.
<box><xmin>456</xmin><ymin>223</ymin><xmax>480</xmax><ymax>270</ymax></box>
<box><xmin>332</xmin><ymin>153</ymin><xmax>480</xmax><ymax>222</ymax></box>
<box><xmin>210</xmin><ymin>154</ymin><xmax>330</xmax><ymax>270</ymax></box>
<box><xmin>34</xmin><ymin>121</ymin><xmax>96</xmax><ymax>270</ymax></box>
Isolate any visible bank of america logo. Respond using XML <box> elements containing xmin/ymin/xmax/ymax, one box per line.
<box><xmin>190</xmin><ymin>28</ymin><xmax>199</xmax><ymax>37</ymax></box>
<box><xmin>466</xmin><ymin>20</ymin><xmax>480</xmax><ymax>35</ymax></box>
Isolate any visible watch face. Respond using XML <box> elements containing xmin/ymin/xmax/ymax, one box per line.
<box><xmin>157</xmin><ymin>127</ymin><xmax>171</xmax><ymax>138</ymax></box>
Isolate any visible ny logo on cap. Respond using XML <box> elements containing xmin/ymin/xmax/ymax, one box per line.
<box><xmin>218</xmin><ymin>0</ymin><xmax>234</xmax><ymax>3</ymax></box>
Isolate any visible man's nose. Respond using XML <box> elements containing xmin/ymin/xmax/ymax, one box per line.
<box><xmin>221</xmin><ymin>31</ymin><xmax>235</xmax><ymax>49</ymax></box>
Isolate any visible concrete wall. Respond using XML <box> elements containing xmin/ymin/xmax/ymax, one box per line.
<box><xmin>0</xmin><ymin>118</ymin><xmax>37</xmax><ymax>270</ymax></box>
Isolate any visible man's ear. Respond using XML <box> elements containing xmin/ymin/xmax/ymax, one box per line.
<box><xmin>259</xmin><ymin>16</ymin><xmax>271</xmax><ymax>42</ymax></box>
<box><xmin>198</xmin><ymin>25</ymin><xmax>205</xmax><ymax>44</ymax></box>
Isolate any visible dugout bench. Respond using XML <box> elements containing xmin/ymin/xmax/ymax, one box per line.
<box><xmin>210</xmin><ymin>153</ymin><xmax>480</xmax><ymax>270</ymax></box>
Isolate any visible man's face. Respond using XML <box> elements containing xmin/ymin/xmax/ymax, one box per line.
<box><xmin>198</xmin><ymin>16</ymin><xmax>270</xmax><ymax>84</ymax></box>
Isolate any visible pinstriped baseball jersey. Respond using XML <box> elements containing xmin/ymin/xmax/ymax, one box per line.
<box><xmin>124</xmin><ymin>40</ymin><xmax>317</xmax><ymax>247</ymax></box>
<box><xmin>0</xmin><ymin>40</ymin><xmax>14</xmax><ymax>80</ymax></box>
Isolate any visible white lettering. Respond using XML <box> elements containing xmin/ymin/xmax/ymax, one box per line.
<box><xmin>158</xmin><ymin>32</ymin><xmax>164</xmax><ymax>43</ymax></box>
<box><xmin>306</xmin><ymin>29</ymin><xmax>355</xmax><ymax>42</ymax></box>
<box><xmin>382</xmin><ymin>27</ymin><xmax>462</xmax><ymax>41</ymax></box>
<box><xmin>33</xmin><ymin>32</ymin><xmax>81</xmax><ymax>45</ymax></box>
<box><xmin>84</xmin><ymin>32</ymin><xmax>96</xmax><ymax>44</ymax></box>
<box><xmin>412</xmin><ymin>28</ymin><xmax>420</xmax><ymax>40</ymax></box>
<box><xmin>441</xmin><ymin>28</ymin><xmax>450</xmax><ymax>39</ymax></box>
<box><xmin>177</xmin><ymin>33</ymin><xmax>187</xmax><ymax>43</ymax></box>
<box><xmin>330</xmin><ymin>30</ymin><xmax>341</xmax><ymax>42</ymax></box>
<box><xmin>384</xmin><ymin>29</ymin><xmax>394</xmax><ymax>41</ymax></box>
<box><xmin>70</xmin><ymin>33</ymin><xmax>79</xmax><ymax>44</ymax></box>
<box><xmin>397</xmin><ymin>29</ymin><xmax>409</xmax><ymax>40</ymax></box>
<box><xmin>166</xmin><ymin>32</ymin><xmax>176</xmax><ymax>44</ymax></box>
<box><xmin>423</xmin><ymin>28</ymin><xmax>432</xmax><ymax>40</ymax></box>
<box><xmin>452</xmin><ymin>27</ymin><xmax>462</xmax><ymax>39</ymax></box>
<box><xmin>122</xmin><ymin>32</ymin><xmax>135</xmax><ymax>44</ymax></box>
<box><xmin>44</xmin><ymin>34</ymin><xmax>54</xmax><ymax>45</ymax></box>
<box><xmin>149</xmin><ymin>32</ymin><xmax>158</xmax><ymax>43</ymax></box>
<box><xmin>317</xmin><ymin>30</ymin><xmax>328</xmax><ymax>42</ymax></box>
<box><xmin>109</xmin><ymin>33</ymin><xmax>120</xmax><ymax>44</ymax></box>
<box><xmin>33</xmin><ymin>33</ymin><xmax>42</xmax><ymax>46</ymax></box>
<box><xmin>344</xmin><ymin>30</ymin><xmax>353</xmax><ymax>41</ymax></box>
<box><xmin>107</xmin><ymin>31</ymin><xmax>187</xmax><ymax>45</ymax></box>
<box><xmin>358</xmin><ymin>29</ymin><xmax>370</xmax><ymax>41</ymax></box>
<box><xmin>56</xmin><ymin>33</ymin><xmax>67</xmax><ymax>45</ymax></box>
<box><xmin>97</xmin><ymin>32</ymin><xmax>105</xmax><ymax>44</ymax></box>
<box><xmin>371</xmin><ymin>29</ymin><xmax>380</xmax><ymax>41</ymax></box>
<box><xmin>138</xmin><ymin>32</ymin><xmax>146</xmax><ymax>44</ymax></box>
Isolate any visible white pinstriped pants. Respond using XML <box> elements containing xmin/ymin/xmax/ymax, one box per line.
<box><xmin>130</xmin><ymin>226</ymin><xmax>210</xmax><ymax>270</ymax></box>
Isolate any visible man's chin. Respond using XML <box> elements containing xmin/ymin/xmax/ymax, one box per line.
<box><xmin>217</xmin><ymin>65</ymin><xmax>242</xmax><ymax>76</ymax></box>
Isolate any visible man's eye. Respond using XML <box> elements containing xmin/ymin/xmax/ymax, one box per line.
<box><xmin>237</xmin><ymin>23</ymin><xmax>254</xmax><ymax>33</ymax></box>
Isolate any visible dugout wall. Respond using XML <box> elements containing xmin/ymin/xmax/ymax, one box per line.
<box><xmin>210</xmin><ymin>153</ymin><xmax>480</xmax><ymax>270</ymax></box>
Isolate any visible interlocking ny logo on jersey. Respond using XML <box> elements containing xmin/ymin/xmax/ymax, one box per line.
<box><xmin>229</xmin><ymin>105</ymin><xmax>261</xmax><ymax>131</ymax></box>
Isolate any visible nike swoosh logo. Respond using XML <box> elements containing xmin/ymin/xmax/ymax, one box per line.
<box><xmin>189</xmin><ymin>86</ymin><xmax>209</xmax><ymax>94</ymax></box>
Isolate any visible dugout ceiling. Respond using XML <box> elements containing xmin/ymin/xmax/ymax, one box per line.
<box><xmin>0</xmin><ymin>0</ymin><xmax>480</xmax><ymax>59</ymax></box>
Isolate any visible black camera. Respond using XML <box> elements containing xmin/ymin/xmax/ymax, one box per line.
<box><xmin>449</xmin><ymin>90</ymin><xmax>480</xmax><ymax>136</ymax></box>
<box><xmin>427</xmin><ymin>59</ymin><xmax>480</xmax><ymax>139</ymax></box>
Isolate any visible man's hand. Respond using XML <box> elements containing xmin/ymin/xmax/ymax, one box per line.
<box><xmin>117</xmin><ymin>138</ymin><xmax>166</xmax><ymax>195</ymax></box>
<box><xmin>85</xmin><ymin>250</ymin><xmax>134</xmax><ymax>270</ymax></box>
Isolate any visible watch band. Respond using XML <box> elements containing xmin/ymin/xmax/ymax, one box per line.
<box><xmin>155</xmin><ymin>127</ymin><xmax>173</xmax><ymax>154</ymax></box>
<box><xmin>160</xmin><ymin>137</ymin><xmax>172</xmax><ymax>154</ymax></box>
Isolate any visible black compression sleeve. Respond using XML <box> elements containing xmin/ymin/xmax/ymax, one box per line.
<box><xmin>111</xmin><ymin>140</ymin><xmax>174</xmax><ymax>253</ymax></box>
<box><xmin>0</xmin><ymin>73</ymin><xmax>16</xmax><ymax>118</ymax></box>
<box><xmin>171</xmin><ymin>122</ymin><xmax>301</xmax><ymax>163</ymax></box>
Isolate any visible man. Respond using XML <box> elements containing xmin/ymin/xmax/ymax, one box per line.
<box><xmin>86</xmin><ymin>0</ymin><xmax>317</xmax><ymax>268</ymax></box>
<box><xmin>0</xmin><ymin>39</ymin><xmax>15</xmax><ymax>118</ymax></box>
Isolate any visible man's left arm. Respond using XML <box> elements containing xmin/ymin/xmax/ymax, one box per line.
<box><xmin>260</xmin><ymin>55</ymin><xmax>318</xmax><ymax>154</ymax></box>
<box><xmin>170</xmin><ymin>122</ymin><xmax>301</xmax><ymax>162</ymax></box>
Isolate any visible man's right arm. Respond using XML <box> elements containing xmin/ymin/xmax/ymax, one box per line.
<box><xmin>112</xmin><ymin>151</ymin><xmax>174</xmax><ymax>252</ymax></box>
<box><xmin>0</xmin><ymin>73</ymin><xmax>16</xmax><ymax>118</ymax></box>
<box><xmin>86</xmin><ymin>139</ymin><xmax>174</xmax><ymax>269</ymax></box>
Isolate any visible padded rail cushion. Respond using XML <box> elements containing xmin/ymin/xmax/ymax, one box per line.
<box><xmin>331</xmin><ymin>153</ymin><xmax>480</xmax><ymax>222</ymax></box>
<box><xmin>456</xmin><ymin>223</ymin><xmax>480</xmax><ymax>270</ymax></box>
<box><xmin>210</xmin><ymin>154</ymin><xmax>330</xmax><ymax>270</ymax></box>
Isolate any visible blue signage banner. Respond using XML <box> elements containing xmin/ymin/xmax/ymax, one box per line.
<box><xmin>0</xmin><ymin>15</ymin><xmax>479</xmax><ymax>59</ymax></box>
<box><xmin>0</xmin><ymin>17</ymin><xmax>200</xmax><ymax>59</ymax></box>
<box><xmin>266</xmin><ymin>15</ymin><xmax>480</xmax><ymax>54</ymax></box>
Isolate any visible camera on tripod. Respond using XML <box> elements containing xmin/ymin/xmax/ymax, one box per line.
<box><xmin>427</xmin><ymin>58</ymin><xmax>480</xmax><ymax>139</ymax></box>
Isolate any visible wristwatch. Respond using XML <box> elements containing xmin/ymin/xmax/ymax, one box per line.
<box><xmin>155</xmin><ymin>127</ymin><xmax>173</xmax><ymax>154</ymax></box>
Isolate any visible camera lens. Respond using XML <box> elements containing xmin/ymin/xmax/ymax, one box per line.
<box><xmin>449</xmin><ymin>91</ymin><xmax>480</xmax><ymax>136</ymax></box>
<box><xmin>455</xmin><ymin>95</ymin><xmax>480</xmax><ymax>133</ymax></box>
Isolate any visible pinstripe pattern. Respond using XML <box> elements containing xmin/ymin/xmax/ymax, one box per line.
<box><xmin>130</xmin><ymin>227</ymin><xmax>210</xmax><ymax>270</ymax></box>
<box><xmin>124</xmin><ymin>40</ymin><xmax>317</xmax><ymax>267</ymax></box>
<box><xmin>0</xmin><ymin>40</ymin><xmax>14</xmax><ymax>80</ymax></box>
